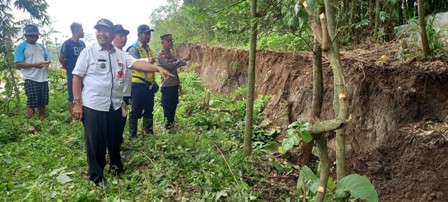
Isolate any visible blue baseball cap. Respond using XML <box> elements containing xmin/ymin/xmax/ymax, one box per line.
<box><xmin>94</xmin><ymin>18</ymin><xmax>114</xmax><ymax>31</ymax></box>
<box><xmin>137</xmin><ymin>24</ymin><xmax>154</xmax><ymax>33</ymax></box>
<box><xmin>114</xmin><ymin>24</ymin><xmax>130</xmax><ymax>35</ymax></box>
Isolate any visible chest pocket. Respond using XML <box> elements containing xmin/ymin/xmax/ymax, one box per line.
<box><xmin>95</xmin><ymin>62</ymin><xmax>108</xmax><ymax>69</ymax></box>
<box><xmin>89</xmin><ymin>62</ymin><xmax>110</xmax><ymax>79</ymax></box>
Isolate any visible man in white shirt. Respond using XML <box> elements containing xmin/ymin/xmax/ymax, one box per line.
<box><xmin>71</xmin><ymin>18</ymin><xmax>173</xmax><ymax>187</ymax></box>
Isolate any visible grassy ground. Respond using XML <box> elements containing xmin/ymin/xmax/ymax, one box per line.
<box><xmin>0</xmin><ymin>70</ymin><xmax>298</xmax><ymax>201</ymax></box>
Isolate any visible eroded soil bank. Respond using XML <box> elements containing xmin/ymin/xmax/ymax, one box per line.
<box><xmin>175</xmin><ymin>43</ymin><xmax>448</xmax><ymax>201</ymax></box>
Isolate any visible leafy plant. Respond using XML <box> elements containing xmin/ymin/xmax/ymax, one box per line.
<box><xmin>425</xmin><ymin>15</ymin><xmax>446</xmax><ymax>55</ymax></box>
<box><xmin>298</xmin><ymin>165</ymin><xmax>378</xmax><ymax>202</ymax></box>
<box><xmin>335</xmin><ymin>174</ymin><xmax>379</xmax><ymax>202</ymax></box>
<box><xmin>280</xmin><ymin>121</ymin><xmax>312</xmax><ymax>154</ymax></box>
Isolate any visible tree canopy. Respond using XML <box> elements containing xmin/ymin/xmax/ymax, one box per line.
<box><xmin>150</xmin><ymin>0</ymin><xmax>448</xmax><ymax>51</ymax></box>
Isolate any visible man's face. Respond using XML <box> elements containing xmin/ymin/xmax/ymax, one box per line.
<box><xmin>25</xmin><ymin>35</ymin><xmax>39</xmax><ymax>44</ymax></box>
<box><xmin>138</xmin><ymin>32</ymin><xmax>151</xmax><ymax>44</ymax></box>
<box><xmin>78</xmin><ymin>26</ymin><xmax>85</xmax><ymax>38</ymax></box>
<box><xmin>162</xmin><ymin>39</ymin><xmax>173</xmax><ymax>49</ymax></box>
<box><xmin>113</xmin><ymin>33</ymin><xmax>128</xmax><ymax>50</ymax></box>
<box><xmin>96</xmin><ymin>28</ymin><xmax>114</xmax><ymax>47</ymax></box>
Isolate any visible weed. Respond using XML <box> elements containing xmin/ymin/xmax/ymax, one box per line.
<box><xmin>1</xmin><ymin>70</ymin><xmax>299</xmax><ymax>201</ymax></box>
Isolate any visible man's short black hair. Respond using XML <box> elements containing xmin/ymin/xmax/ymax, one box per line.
<box><xmin>70</xmin><ymin>22</ymin><xmax>82</xmax><ymax>34</ymax></box>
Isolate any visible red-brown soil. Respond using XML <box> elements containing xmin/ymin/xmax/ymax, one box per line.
<box><xmin>175</xmin><ymin>42</ymin><xmax>448</xmax><ymax>201</ymax></box>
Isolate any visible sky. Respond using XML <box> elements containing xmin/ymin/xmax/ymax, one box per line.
<box><xmin>13</xmin><ymin>0</ymin><xmax>169</xmax><ymax>48</ymax></box>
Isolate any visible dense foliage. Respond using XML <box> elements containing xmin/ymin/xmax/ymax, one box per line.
<box><xmin>150</xmin><ymin>0</ymin><xmax>313</xmax><ymax>51</ymax></box>
<box><xmin>149</xmin><ymin>0</ymin><xmax>448</xmax><ymax>52</ymax></box>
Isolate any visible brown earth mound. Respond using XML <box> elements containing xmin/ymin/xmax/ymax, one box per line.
<box><xmin>175</xmin><ymin>43</ymin><xmax>448</xmax><ymax>201</ymax></box>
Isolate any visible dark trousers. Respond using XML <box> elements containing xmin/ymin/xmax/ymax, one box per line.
<box><xmin>130</xmin><ymin>83</ymin><xmax>155</xmax><ymax>119</ymax></box>
<box><xmin>161</xmin><ymin>85</ymin><xmax>179</xmax><ymax>123</ymax></box>
<box><xmin>83</xmin><ymin>106</ymin><xmax>123</xmax><ymax>183</ymax></box>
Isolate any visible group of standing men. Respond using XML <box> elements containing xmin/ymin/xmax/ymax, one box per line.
<box><xmin>14</xmin><ymin>18</ymin><xmax>190</xmax><ymax>187</ymax></box>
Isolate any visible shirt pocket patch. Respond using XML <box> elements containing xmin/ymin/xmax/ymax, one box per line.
<box><xmin>96</xmin><ymin>62</ymin><xmax>108</xmax><ymax>70</ymax></box>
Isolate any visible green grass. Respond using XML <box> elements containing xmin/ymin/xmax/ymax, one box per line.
<box><xmin>0</xmin><ymin>70</ymin><xmax>297</xmax><ymax>201</ymax></box>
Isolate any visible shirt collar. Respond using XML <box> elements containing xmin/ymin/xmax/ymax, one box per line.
<box><xmin>95</xmin><ymin>44</ymin><xmax>116</xmax><ymax>52</ymax></box>
<box><xmin>136</xmin><ymin>41</ymin><xmax>149</xmax><ymax>49</ymax></box>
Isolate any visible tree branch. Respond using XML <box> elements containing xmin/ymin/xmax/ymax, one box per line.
<box><xmin>302</xmin><ymin>1</ymin><xmax>324</xmax><ymax>45</ymax></box>
<box><xmin>319</xmin><ymin>13</ymin><xmax>331</xmax><ymax>51</ymax></box>
<box><xmin>308</xmin><ymin>119</ymin><xmax>344</xmax><ymax>134</ymax></box>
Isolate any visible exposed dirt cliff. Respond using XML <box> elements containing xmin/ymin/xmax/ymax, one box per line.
<box><xmin>175</xmin><ymin>43</ymin><xmax>448</xmax><ymax>201</ymax></box>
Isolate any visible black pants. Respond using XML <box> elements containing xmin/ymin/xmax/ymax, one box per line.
<box><xmin>83</xmin><ymin>106</ymin><xmax>123</xmax><ymax>183</ymax></box>
<box><xmin>130</xmin><ymin>83</ymin><xmax>155</xmax><ymax>119</ymax></box>
<box><xmin>161</xmin><ymin>85</ymin><xmax>179</xmax><ymax>123</ymax></box>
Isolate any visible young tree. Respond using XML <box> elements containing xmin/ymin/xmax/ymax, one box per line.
<box><xmin>244</xmin><ymin>0</ymin><xmax>258</xmax><ymax>156</ymax></box>
<box><xmin>300</xmin><ymin>36</ymin><xmax>323</xmax><ymax>164</ymax></box>
<box><xmin>418</xmin><ymin>0</ymin><xmax>430</xmax><ymax>56</ymax></box>
<box><xmin>325</xmin><ymin>0</ymin><xmax>347</xmax><ymax>180</ymax></box>
<box><xmin>374</xmin><ymin>0</ymin><xmax>381</xmax><ymax>39</ymax></box>
<box><xmin>299</xmin><ymin>0</ymin><xmax>349</xmax><ymax>200</ymax></box>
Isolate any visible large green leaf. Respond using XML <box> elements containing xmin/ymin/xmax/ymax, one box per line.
<box><xmin>56</xmin><ymin>173</ymin><xmax>72</xmax><ymax>185</ymax></box>
<box><xmin>335</xmin><ymin>174</ymin><xmax>378</xmax><ymax>202</ymax></box>
<box><xmin>49</xmin><ymin>167</ymin><xmax>65</xmax><ymax>177</ymax></box>
<box><xmin>297</xmin><ymin>165</ymin><xmax>318</xmax><ymax>189</ymax></box>
<box><xmin>282</xmin><ymin>133</ymin><xmax>300</xmax><ymax>152</ymax></box>
<box><xmin>259</xmin><ymin>118</ymin><xmax>271</xmax><ymax>127</ymax></box>
<box><xmin>215</xmin><ymin>189</ymin><xmax>228</xmax><ymax>201</ymax></box>
<box><xmin>261</xmin><ymin>141</ymin><xmax>279</xmax><ymax>155</ymax></box>
<box><xmin>301</xmin><ymin>130</ymin><xmax>313</xmax><ymax>143</ymax></box>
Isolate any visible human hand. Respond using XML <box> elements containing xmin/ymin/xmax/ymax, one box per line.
<box><xmin>36</xmin><ymin>61</ymin><xmax>49</xmax><ymax>69</ymax></box>
<box><xmin>72</xmin><ymin>101</ymin><xmax>83</xmax><ymax>121</ymax></box>
<box><xmin>158</xmin><ymin>66</ymin><xmax>174</xmax><ymax>80</ymax></box>
<box><xmin>43</xmin><ymin>60</ymin><xmax>51</xmax><ymax>68</ymax></box>
<box><xmin>148</xmin><ymin>57</ymin><xmax>156</xmax><ymax>64</ymax></box>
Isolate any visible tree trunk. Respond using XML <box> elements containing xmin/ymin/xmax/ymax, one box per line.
<box><xmin>301</xmin><ymin>2</ymin><xmax>349</xmax><ymax>200</ymax></box>
<box><xmin>398</xmin><ymin>0</ymin><xmax>404</xmax><ymax>25</ymax></box>
<box><xmin>327</xmin><ymin>45</ymin><xmax>348</xmax><ymax>180</ymax></box>
<box><xmin>325</xmin><ymin>0</ymin><xmax>340</xmax><ymax>58</ymax></box>
<box><xmin>348</xmin><ymin>0</ymin><xmax>355</xmax><ymax>37</ymax></box>
<box><xmin>369</xmin><ymin>0</ymin><xmax>375</xmax><ymax>29</ymax></box>
<box><xmin>244</xmin><ymin>0</ymin><xmax>258</xmax><ymax>156</ymax></box>
<box><xmin>300</xmin><ymin>37</ymin><xmax>323</xmax><ymax>165</ymax></box>
<box><xmin>325</xmin><ymin>0</ymin><xmax>340</xmax><ymax>115</ymax></box>
<box><xmin>418</xmin><ymin>0</ymin><xmax>430</xmax><ymax>57</ymax></box>
<box><xmin>325</xmin><ymin>0</ymin><xmax>347</xmax><ymax>180</ymax></box>
<box><xmin>311</xmin><ymin>38</ymin><xmax>323</xmax><ymax>120</ymax></box>
<box><xmin>374</xmin><ymin>0</ymin><xmax>381</xmax><ymax>39</ymax></box>
<box><xmin>315</xmin><ymin>134</ymin><xmax>330</xmax><ymax>202</ymax></box>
